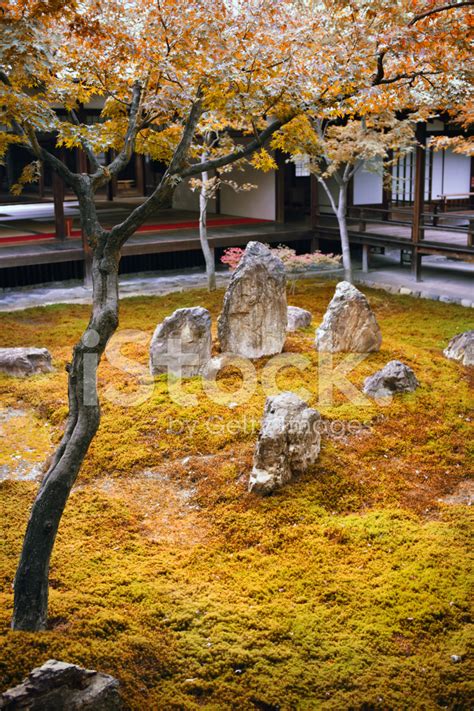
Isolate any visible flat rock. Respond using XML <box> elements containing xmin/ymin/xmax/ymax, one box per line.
<box><xmin>217</xmin><ymin>241</ymin><xmax>287</xmax><ymax>358</ymax></box>
<box><xmin>443</xmin><ymin>330</ymin><xmax>474</xmax><ymax>367</ymax></box>
<box><xmin>0</xmin><ymin>659</ymin><xmax>124</xmax><ymax>710</ymax></box>
<box><xmin>287</xmin><ymin>306</ymin><xmax>312</xmax><ymax>332</ymax></box>
<box><xmin>315</xmin><ymin>281</ymin><xmax>382</xmax><ymax>352</ymax></box>
<box><xmin>150</xmin><ymin>307</ymin><xmax>211</xmax><ymax>377</ymax></box>
<box><xmin>249</xmin><ymin>391</ymin><xmax>321</xmax><ymax>495</ymax></box>
<box><xmin>0</xmin><ymin>347</ymin><xmax>53</xmax><ymax>377</ymax></box>
<box><xmin>363</xmin><ymin>360</ymin><xmax>419</xmax><ymax>399</ymax></box>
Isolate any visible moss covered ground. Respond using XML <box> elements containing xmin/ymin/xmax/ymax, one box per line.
<box><xmin>0</xmin><ymin>281</ymin><xmax>472</xmax><ymax>709</ymax></box>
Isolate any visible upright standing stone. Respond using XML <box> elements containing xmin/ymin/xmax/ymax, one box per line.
<box><xmin>149</xmin><ymin>307</ymin><xmax>211</xmax><ymax>377</ymax></box>
<box><xmin>443</xmin><ymin>330</ymin><xmax>474</xmax><ymax>367</ymax></box>
<box><xmin>0</xmin><ymin>659</ymin><xmax>124</xmax><ymax>710</ymax></box>
<box><xmin>249</xmin><ymin>392</ymin><xmax>321</xmax><ymax>495</ymax></box>
<box><xmin>315</xmin><ymin>281</ymin><xmax>382</xmax><ymax>352</ymax></box>
<box><xmin>218</xmin><ymin>241</ymin><xmax>287</xmax><ymax>358</ymax></box>
<box><xmin>0</xmin><ymin>347</ymin><xmax>53</xmax><ymax>377</ymax></box>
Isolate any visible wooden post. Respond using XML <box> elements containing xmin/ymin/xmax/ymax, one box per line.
<box><xmin>362</xmin><ymin>243</ymin><xmax>369</xmax><ymax>273</ymax></box>
<box><xmin>382</xmin><ymin>150</ymin><xmax>392</xmax><ymax>221</ymax></box>
<box><xmin>215</xmin><ymin>170</ymin><xmax>221</xmax><ymax>215</ymax></box>
<box><xmin>76</xmin><ymin>148</ymin><xmax>88</xmax><ymax>174</ymax></box>
<box><xmin>470</xmin><ymin>157</ymin><xmax>474</xmax><ymax>209</ymax></box>
<box><xmin>411</xmin><ymin>123</ymin><xmax>426</xmax><ymax>281</ymax></box>
<box><xmin>135</xmin><ymin>153</ymin><xmax>146</xmax><ymax>196</ymax></box>
<box><xmin>275</xmin><ymin>151</ymin><xmax>285</xmax><ymax>224</ymax></box>
<box><xmin>52</xmin><ymin>170</ymin><xmax>65</xmax><ymax>240</ymax></box>
<box><xmin>310</xmin><ymin>174</ymin><xmax>319</xmax><ymax>251</ymax></box>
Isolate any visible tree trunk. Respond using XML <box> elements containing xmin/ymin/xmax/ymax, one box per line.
<box><xmin>199</xmin><ymin>169</ymin><xmax>216</xmax><ymax>291</ymax></box>
<box><xmin>337</xmin><ymin>184</ymin><xmax>353</xmax><ymax>283</ymax></box>
<box><xmin>12</xmin><ymin>250</ymin><xmax>120</xmax><ymax>631</ymax></box>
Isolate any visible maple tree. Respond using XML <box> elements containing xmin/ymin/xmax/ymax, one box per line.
<box><xmin>0</xmin><ymin>0</ymin><xmax>472</xmax><ymax>631</ymax></box>
<box><xmin>189</xmin><ymin>126</ymin><xmax>257</xmax><ymax>291</ymax></box>
<box><xmin>272</xmin><ymin>113</ymin><xmax>416</xmax><ymax>282</ymax></box>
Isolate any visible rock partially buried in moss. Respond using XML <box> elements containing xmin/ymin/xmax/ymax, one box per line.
<box><xmin>0</xmin><ymin>659</ymin><xmax>124</xmax><ymax>710</ymax></box>
<box><xmin>149</xmin><ymin>307</ymin><xmax>211</xmax><ymax>378</ymax></box>
<box><xmin>0</xmin><ymin>347</ymin><xmax>53</xmax><ymax>377</ymax></box>
<box><xmin>249</xmin><ymin>391</ymin><xmax>321</xmax><ymax>495</ymax></box>
<box><xmin>363</xmin><ymin>360</ymin><xmax>419</xmax><ymax>400</ymax></box>
<box><xmin>315</xmin><ymin>281</ymin><xmax>382</xmax><ymax>353</ymax></box>
<box><xmin>287</xmin><ymin>305</ymin><xmax>312</xmax><ymax>332</ymax></box>
<box><xmin>218</xmin><ymin>241</ymin><xmax>287</xmax><ymax>359</ymax></box>
<box><xmin>443</xmin><ymin>330</ymin><xmax>474</xmax><ymax>367</ymax></box>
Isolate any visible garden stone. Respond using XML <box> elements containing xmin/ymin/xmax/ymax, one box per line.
<box><xmin>315</xmin><ymin>281</ymin><xmax>382</xmax><ymax>352</ymax></box>
<box><xmin>0</xmin><ymin>347</ymin><xmax>53</xmax><ymax>377</ymax></box>
<box><xmin>287</xmin><ymin>306</ymin><xmax>312</xmax><ymax>332</ymax></box>
<box><xmin>443</xmin><ymin>330</ymin><xmax>474</xmax><ymax>367</ymax></box>
<box><xmin>150</xmin><ymin>307</ymin><xmax>211</xmax><ymax>377</ymax></box>
<box><xmin>218</xmin><ymin>241</ymin><xmax>287</xmax><ymax>358</ymax></box>
<box><xmin>0</xmin><ymin>659</ymin><xmax>124</xmax><ymax>710</ymax></box>
<box><xmin>363</xmin><ymin>360</ymin><xmax>419</xmax><ymax>399</ymax></box>
<box><xmin>249</xmin><ymin>392</ymin><xmax>321</xmax><ymax>495</ymax></box>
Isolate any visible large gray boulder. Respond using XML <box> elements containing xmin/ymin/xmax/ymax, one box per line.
<box><xmin>149</xmin><ymin>307</ymin><xmax>211</xmax><ymax>377</ymax></box>
<box><xmin>287</xmin><ymin>306</ymin><xmax>312</xmax><ymax>332</ymax></box>
<box><xmin>218</xmin><ymin>241</ymin><xmax>287</xmax><ymax>358</ymax></box>
<box><xmin>0</xmin><ymin>348</ymin><xmax>53</xmax><ymax>377</ymax></box>
<box><xmin>315</xmin><ymin>281</ymin><xmax>382</xmax><ymax>352</ymax></box>
<box><xmin>443</xmin><ymin>330</ymin><xmax>474</xmax><ymax>367</ymax></box>
<box><xmin>0</xmin><ymin>659</ymin><xmax>124</xmax><ymax>710</ymax></box>
<box><xmin>363</xmin><ymin>360</ymin><xmax>419</xmax><ymax>399</ymax></box>
<box><xmin>249</xmin><ymin>392</ymin><xmax>321</xmax><ymax>495</ymax></box>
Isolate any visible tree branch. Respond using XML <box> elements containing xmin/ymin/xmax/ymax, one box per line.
<box><xmin>69</xmin><ymin>110</ymin><xmax>102</xmax><ymax>174</ymax></box>
<box><xmin>104</xmin><ymin>82</ymin><xmax>143</xmax><ymax>180</ymax></box>
<box><xmin>409</xmin><ymin>1</ymin><xmax>473</xmax><ymax>26</ymax></box>
<box><xmin>107</xmin><ymin>95</ymin><xmax>203</xmax><ymax>248</ymax></box>
<box><xmin>180</xmin><ymin>118</ymin><xmax>285</xmax><ymax>178</ymax></box>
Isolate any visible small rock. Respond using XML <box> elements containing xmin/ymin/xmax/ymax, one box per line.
<box><xmin>439</xmin><ymin>295</ymin><xmax>454</xmax><ymax>304</ymax></box>
<box><xmin>149</xmin><ymin>307</ymin><xmax>211</xmax><ymax>377</ymax></box>
<box><xmin>0</xmin><ymin>347</ymin><xmax>53</xmax><ymax>378</ymax></box>
<box><xmin>0</xmin><ymin>659</ymin><xmax>124</xmax><ymax>710</ymax></box>
<box><xmin>460</xmin><ymin>300</ymin><xmax>472</xmax><ymax>308</ymax></box>
<box><xmin>249</xmin><ymin>392</ymin><xmax>321</xmax><ymax>495</ymax></box>
<box><xmin>443</xmin><ymin>331</ymin><xmax>474</xmax><ymax>367</ymax></box>
<box><xmin>363</xmin><ymin>360</ymin><xmax>419</xmax><ymax>399</ymax></box>
<box><xmin>399</xmin><ymin>287</ymin><xmax>412</xmax><ymax>295</ymax></box>
<box><xmin>451</xmin><ymin>655</ymin><xmax>462</xmax><ymax>663</ymax></box>
<box><xmin>420</xmin><ymin>292</ymin><xmax>440</xmax><ymax>301</ymax></box>
<box><xmin>287</xmin><ymin>306</ymin><xmax>312</xmax><ymax>332</ymax></box>
<box><xmin>315</xmin><ymin>281</ymin><xmax>382</xmax><ymax>353</ymax></box>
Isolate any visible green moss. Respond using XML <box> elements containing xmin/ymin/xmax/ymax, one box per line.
<box><xmin>0</xmin><ymin>282</ymin><xmax>472</xmax><ymax>708</ymax></box>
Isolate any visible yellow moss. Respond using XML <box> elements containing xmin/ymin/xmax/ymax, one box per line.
<box><xmin>0</xmin><ymin>282</ymin><xmax>472</xmax><ymax>708</ymax></box>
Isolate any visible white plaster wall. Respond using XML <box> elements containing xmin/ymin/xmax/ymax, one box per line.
<box><xmin>172</xmin><ymin>179</ymin><xmax>216</xmax><ymax>213</ymax></box>
<box><xmin>353</xmin><ymin>160</ymin><xmax>383</xmax><ymax>205</ymax></box>
<box><xmin>317</xmin><ymin>178</ymin><xmax>338</xmax><ymax>213</ymax></box>
<box><xmin>437</xmin><ymin>150</ymin><xmax>470</xmax><ymax>197</ymax></box>
<box><xmin>219</xmin><ymin>163</ymin><xmax>276</xmax><ymax>220</ymax></box>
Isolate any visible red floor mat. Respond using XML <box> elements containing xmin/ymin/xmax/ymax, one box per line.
<box><xmin>0</xmin><ymin>216</ymin><xmax>270</xmax><ymax>245</ymax></box>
